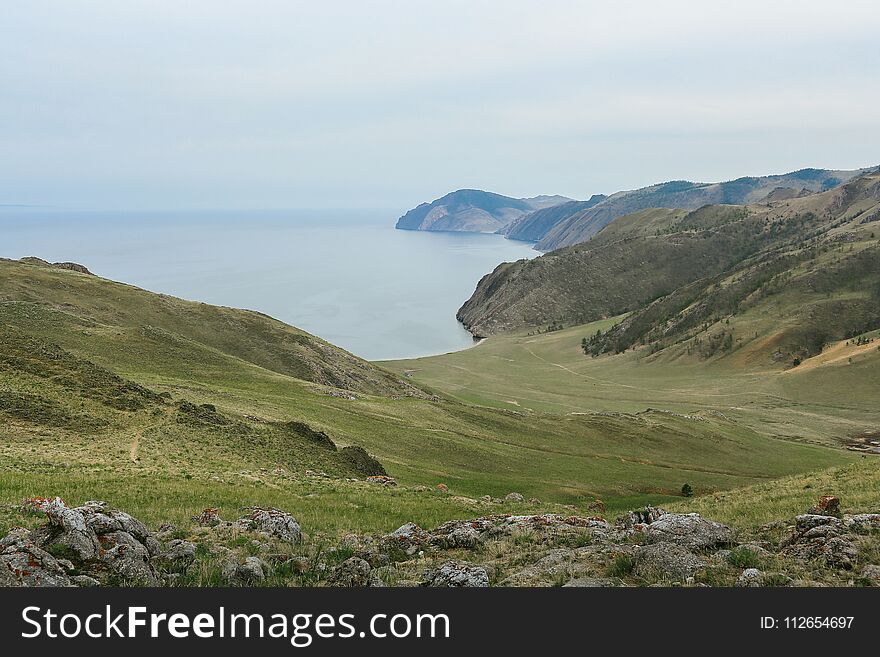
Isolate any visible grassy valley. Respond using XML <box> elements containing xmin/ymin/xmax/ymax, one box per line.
<box><xmin>0</xmin><ymin>258</ymin><xmax>853</xmax><ymax>541</ymax></box>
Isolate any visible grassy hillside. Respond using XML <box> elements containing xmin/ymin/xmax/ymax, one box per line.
<box><xmin>382</xmin><ymin>314</ymin><xmax>880</xmax><ymax>448</ymax></box>
<box><xmin>458</xmin><ymin>172</ymin><xmax>880</xmax><ymax>340</ymax></box>
<box><xmin>0</xmin><ymin>258</ymin><xmax>853</xmax><ymax>537</ymax></box>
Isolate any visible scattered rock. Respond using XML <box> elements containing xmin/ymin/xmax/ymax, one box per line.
<box><xmin>504</xmin><ymin>492</ymin><xmax>524</xmax><ymax>503</ymax></box>
<box><xmin>634</xmin><ymin>543</ymin><xmax>704</xmax><ymax>582</ymax></box>
<box><xmin>327</xmin><ymin>557</ymin><xmax>371</xmax><ymax>587</ymax></box>
<box><xmin>860</xmin><ymin>564</ymin><xmax>880</xmax><ymax>585</ymax></box>
<box><xmin>0</xmin><ymin>530</ymin><xmax>73</xmax><ymax>587</ymax></box>
<box><xmin>588</xmin><ymin>499</ymin><xmax>606</xmax><ymax>514</ymax></box>
<box><xmin>235</xmin><ymin>507</ymin><xmax>302</xmax><ymax>545</ymax></box>
<box><xmin>153</xmin><ymin>539</ymin><xmax>196</xmax><ymax>570</ymax></box>
<box><xmin>192</xmin><ymin>508</ymin><xmax>222</xmax><ymax>527</ymax></box>
<box><xmin>808</xmin><ymin>496</ymin><xmax>841</xmax><ymax>517</ymax></box>
<box><xmin>735</xmin><ymin>568</ymin><xmax>763</xmax><ymax>587</ymax></box>
<box><xmin>382</xmin><ymin>522</ymin><xmax>429</xmax><ymax>555</ymax></box>
<box><xmin>366</xmin><ymin>475</ymin><xmax>397</xmax><ymax>487</ymax></box>
<box><xmin>422</xmin><ymin>560</ymin><xmax>488</xmax><ymax>587</ymax></box>
<box><xmin>436</xmin><ymin>483</ymin><xmax>449</xmax><ymax>493</ymax></box>
<box><xmin>222</xmin><ymin>556</ymin><xmax>267</xmax><ymax>585</ymax></box>
<box><xmin>644</xmin><ymin>513</ymin><xmax>734</xmax><ymax>551</ymax></box>
<box><xmin>619</xmin><ymin>506</ymin><xmax>665</xmax><ymax>528</ymax></box>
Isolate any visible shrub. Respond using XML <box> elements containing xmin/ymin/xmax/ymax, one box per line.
<box><xmin>726</xmin><ymin>546</ymin><xmax>761</xmax><ymax>569</ymax></box>
<box><xmin>605</xmin><ymin>554</ymin><xmax>635</xmax><ymax>577</ymax></box>
<box><xmin>681</xmin><ymin>483</ymin><xmax>693</xmax><ymax>497</ymax></box>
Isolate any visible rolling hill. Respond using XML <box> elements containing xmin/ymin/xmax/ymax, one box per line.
<box><xmin>0</xmin><ymin>257</ymin><xmax>851</xmax><ymax>539</ymax></box>
<box><xmin>458</xmin><ymin>171</ymin><xmax>880</xmax><ymax>351</ymax></box>
<box><xmin>395</xmin><ymin>189</ymin><xmax>571</xmax><ymax>233</ymax></box>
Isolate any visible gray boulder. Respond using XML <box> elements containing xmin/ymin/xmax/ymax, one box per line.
<box><xmin>422</xmin><ymin>561</ymin><xmax>489</xmax><ymax>587</ymax></box>
<box><xmin>735</xmin><ymin>568</ymin><xmax>763</xmax><ymax>587</ymax></box>
<box><xmin>236</xmin><ymin>507</ymin><xmax>302</xmax><ymax>545</ymax></box>
<box><xmin>634</xmin><ymin>543</ymin><xmax>704</xmax><ymax>582</ymax></box>
<box><xmin>222</xmin><ymin>556</ymin><xmax>267</xmax><ymax>585</ymax></box>
<box><xmin>0</xmin><ymin>529</ymin><xmax>74</xmax><ymax>587</ymax></box>
<box><xmin>153</xmin><ymin>539</ymin><xmax>196</xmax><ymax>570</ymax></box>
<box><xmin>645</xmin><ymin>513</ymin><xmax>734</xmax><ymax>551</ymax></box>
<box><xmin>327</xmin><ymin>557</ymin><xmax>371</xmax><ymax>587</ymax></box>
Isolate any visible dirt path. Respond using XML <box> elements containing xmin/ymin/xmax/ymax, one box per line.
<box><xmin>129</xmin><ymin>431</ymin><xmax>141</xmax><ymax>462</ymax></box>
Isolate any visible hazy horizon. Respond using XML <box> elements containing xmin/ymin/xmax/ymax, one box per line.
<box><xmin>2</xmin><ymin>1</ymin><xmax>879</xmax><ymax>210</ymax></box>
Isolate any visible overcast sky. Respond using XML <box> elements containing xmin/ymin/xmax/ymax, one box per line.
<box><xmin>2</xmin><ymin>1</ymin><xmax>878</xmax><ymax>211</ymax></box>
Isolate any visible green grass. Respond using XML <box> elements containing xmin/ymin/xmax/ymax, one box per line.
<box><xmin>381</xmin><ymin>314</ymin><xmax>880</xmax><ymax>447</ymax></box>
<box><xmin>0</xmin><ymin>258</ymin><xmax>862</xmax><ymax>537</ymax></box>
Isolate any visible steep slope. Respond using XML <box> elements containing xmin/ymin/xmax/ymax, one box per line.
<box><xmin>395</xmin><ymin>189</ymin><xmax>571</xmax><ymax>233</ymax></box>
<box><xmin>499</xmin><ymin>195</ymin><xmax>607</xmax><ymax>242</ymax></box>
<box><xmin>458</xmin><ymin>172</ymin><xmax>880</xmax><ymax>342</ymax></box>
<box><xmin>534</xmin><ymin>167</ymin><xmax>872</xmax><ymax>250</ymax></box>
<box><xmin>0</xmin><ymin>258</ymin><xmax>425</xmax><ymax>398</ymax></box>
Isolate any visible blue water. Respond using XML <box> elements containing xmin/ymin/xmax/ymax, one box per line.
<box><xmin>0</xmin><ymin>208</ymin><xmax>537</xmax><ymax>360</ymax></box>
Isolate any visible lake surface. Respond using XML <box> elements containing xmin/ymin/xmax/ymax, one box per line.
<box><xmin>0</xmin><ymin>208</ymin><xmax>538</xmax><ymax>360</ymax></box>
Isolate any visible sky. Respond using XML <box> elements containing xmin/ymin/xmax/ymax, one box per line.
<box><xmin>2</xmin><ymin>0</ymin><xmax>879</xmax><ymax>211</ymax></box>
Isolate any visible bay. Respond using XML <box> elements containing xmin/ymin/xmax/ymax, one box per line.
<box><xmin>0</xmin><ymin>208</ymin><xmax>537</xmax><ymax>360</ymax></box>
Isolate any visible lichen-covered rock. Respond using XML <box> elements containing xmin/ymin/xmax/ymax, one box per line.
<box><xmin>501</xmin><ymin>549</ymin><xmax>585</xmax><ymax>586</ymax></box>
<box><xmin>861</xmin><ymin>564</ymin><xmax>880</xmax><ymax>585</ymax></box>
<box><xmin>235</xmin><ymin>507</ymin><xmax>302</xmax><ymax>545</ymax></box>
<box><xmin>504</xmin><ymin>492</ymin><xmax>524</xmax><ymax>503</ymax></box>
<box><xmin>0</xmin><ymin>530</ymin><xmax>74</xmax><ymax>587</ymax></box>
<box><xmin>422</xmin><ymin>560</ymin><xmax>489</xmax><ymax>587</ymax></box>
<box><xmin>366</xmin><ymin>476</ymin><xmax>397</xmax><ymax>487</ymax></box>
<box><xmin>382</xmin><ymin>522</ymin><xmax>429</xmax><ymax>555</ymax></box>
<box><xmin>633</xmin><ymin>543</ymin><xmax>704</xmax><ymax>582</ymax></box>
<box><xmin>618</xmin><ymin>506</ymin><xmax>665</xmax><ymax>528</ymax></box>
<box><xmin>327</xmin><ymin>557</ymin><xmax>371</xmax><ymax>587</ymax></box>
<box><xmin>192</xmin><ymin>508</ymin><xmax>222</xmax><ymax>527</ymax></box>
<box><xmin>97</xmin><ymin>530</ymin><xmax>159</xmax><ymax>584</ymax></box>
<box><xmin>644</xmin><ymin>513</ymin><xmax>734</xmax><ymax>551</ymax></box>
<box><xmin>40</xmin><ymin>498</ymin><xmax>100</xmax><ymax>561</ymax></box>
<box><xmin>735</xmin><ymin>568</ymin><xmax>763</xmax><ymax>587</ymax></box>
<box><xmin>153</xmin><ymin>539</ymin><xmax>196</xmax><ymax>569</ymax></box>
<box><xmin>222</xmin><ymin>556</ymin><xmax>267</xmax><ymax>585</ymax></box>
<box><xmin>807</xmin><ymin>496</ymin><xmax>841</xmax><ymax>517</ymax></box>
<box><xmin>782</xmin><ymin>514</ymin><xmax>859</xmax><ymax>570</ymax></box>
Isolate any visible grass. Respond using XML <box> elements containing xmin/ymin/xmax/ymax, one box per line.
<box><xmin>0</xmin><ymin>257</ymin><xmax>864</xmax><ymax>539</ymax></box>
<box><xmin>381</xmin><ymin>315</ymin><xmax>880</xmax><ymax>447</ymax></box>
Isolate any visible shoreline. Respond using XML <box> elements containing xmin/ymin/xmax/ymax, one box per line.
<box><xmin>374</xmin><ymin>336</ymin><xmax>488</xmax><ymax>363</ymax></box>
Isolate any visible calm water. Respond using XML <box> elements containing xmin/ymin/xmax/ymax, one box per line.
<box><xmin>0</xmin><ymin>208</ymin><xmax>537</xmax><ymax>360</ymax></box>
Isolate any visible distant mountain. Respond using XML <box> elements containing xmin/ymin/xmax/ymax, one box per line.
<box><xmin>531</xmin><ymin>168</ymin><xmax>872</xmax><ymax>250</ymax></box>
<box><xmin>500</xmin><ymin>195</ymin><xmax>606</xmax><ymax>242</ymax></box>
<box><xmin>458</xmin><ymin>171</ymin><xmax>880</xmax><ymax>352</ymax></box>
<box><xmin>395</xmin><ymin>189</ymin><xmax>572</xmax><ymax>233</ymax></box>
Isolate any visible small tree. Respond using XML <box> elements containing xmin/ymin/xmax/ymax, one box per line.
<box><xmin>681</xmin><ymin>483</ymin><xmax>693</xmax><ymax>497</ymax></box>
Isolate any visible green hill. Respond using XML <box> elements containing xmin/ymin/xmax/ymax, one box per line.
<box><xmin>458</xmin><ymin>172</ymin><xmax>880</xmax><ymax>347</ymax></box>
<box><xmin>0</xmin><ymin>257</ymin><xmax>851</xmax><ymax>537</ymax></box>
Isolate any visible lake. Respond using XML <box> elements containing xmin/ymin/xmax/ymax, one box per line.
<box><xmin>0</xmin><ymin>208</ymin><xmax>538</xmax><ymax>360</ymax></box>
